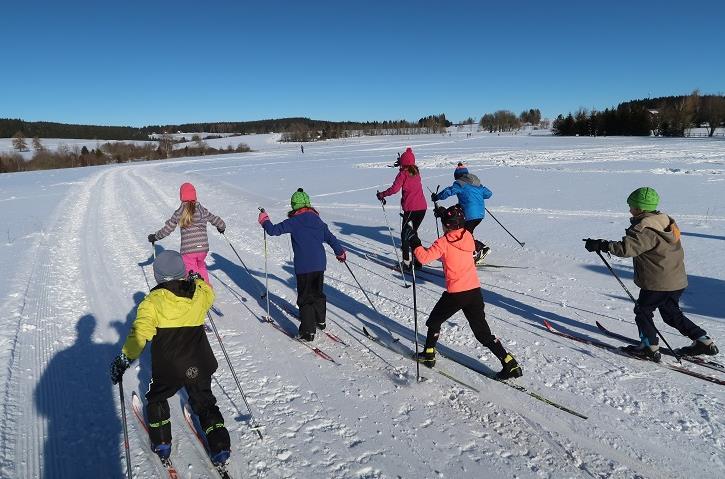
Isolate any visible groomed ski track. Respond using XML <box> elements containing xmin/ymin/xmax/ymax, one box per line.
<box><xmin>0</xmin><ymin>134</ymin><xmax>723</xmax><ymax>478</ymax></box>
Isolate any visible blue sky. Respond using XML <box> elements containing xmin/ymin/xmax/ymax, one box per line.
<box><xmin>1</xmin><ymin>0</ymin><xmax>723</xmax><ymax>126</ymax></box>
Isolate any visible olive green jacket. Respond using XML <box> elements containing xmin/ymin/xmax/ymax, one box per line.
<box><xmin>607</xmin><ymin>212</ymin><xmax>687</xmax><ymax>292</ymax></box>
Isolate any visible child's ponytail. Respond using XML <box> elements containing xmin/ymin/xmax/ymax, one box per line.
<box><xmin>180</xmin><ymin>201</ymin><xmax>196</xmax><ymax>228</ymax></box>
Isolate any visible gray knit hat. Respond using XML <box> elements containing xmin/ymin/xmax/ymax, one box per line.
<box><xmin>153</xmin><ymin>250</ymin><xmax>187</xmax><ymax>284</ymax></box>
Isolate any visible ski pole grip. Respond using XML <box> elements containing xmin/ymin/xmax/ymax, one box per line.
<box><xmin>258</xmin><ymin>207</ymin><xmax>265</xmax><ymax>213</ymax></box>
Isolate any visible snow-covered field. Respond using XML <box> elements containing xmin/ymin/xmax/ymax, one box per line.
<box><xmin>0</xmin><ymin>132</ymin><xmax>723</xmax><ymax>478</ymax></box>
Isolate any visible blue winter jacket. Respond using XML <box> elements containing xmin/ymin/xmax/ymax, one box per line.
<box><xmin>262</xmin><ymin>208</ymin><xmax>344</xmax><ymax>275</ymax></box>
<box><xmin>438</xmin><ymin>173</ymin><xmax>492</xmax><ymax>221</ymax></box>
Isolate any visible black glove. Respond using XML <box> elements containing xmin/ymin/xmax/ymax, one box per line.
<box><xmin>147</xmin><ymin>233</ymin><xmax>156</xmax><ymax>243</ymax></box>
<box><xmin>584</xmin><ymin>238</ymin><xmax>609</xmax><ymax>253</ymax></box>
<box><xmin>430</xmin><ymin>192</ymin><xmax>438</xmax><ymax>202</ymax></box>
<box><xmin>110</xmin><ymin>353</ymin><xmax>131</xmax><ymax>385</ymax></box>
<box><xmin>376</xmin><ymin>191</ymin><xmax>386</xmax><ymax>205</ymax></box>
<box><xmin>188</xmin><ymin>271</ymin><xmax>202</xmax><ymax>282</ymax></box>
<box><xmin>217</xmin><ymin>226</ymin><xmax>225</xmax><ymax>234</ymax></box>
<box><xmin>433</xmin><ymin>206</ymin><xmax>445</xmax><ymax>218</ymax></box>
<box><xmin>409</xmin><ymin>234</ymin><xmax>422</xmax><ymax>250</ymax></box>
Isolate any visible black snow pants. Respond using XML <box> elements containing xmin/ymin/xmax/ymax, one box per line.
<box><xmin>296</xmin><ymin>271</ymin><xmax>326</xmax><ymax>336</ymax></box>
<box><xmin>146</xmin><ymin>375</ymin><xmax>230</xmax><ymax>455</ymax></box>
<box><xmin>634</xmin><ymin>289</ymin><xmax>707</xmax><ymax>346</ymax></box>
<box><xmin>401</xmin><ymin>210</ymin><xmax>426</xmax><ymax>261</ymax></box>
<box><xmin>425</xmin><ymin>288</ymin><xmax>507</xmax><ymax>359</ymax></box>
<box><xmin>464</xmin><ymin>218</ymin><xmax>487</xmax><ymax>254</ymax></box>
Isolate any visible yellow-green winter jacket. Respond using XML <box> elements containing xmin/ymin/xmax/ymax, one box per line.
<box><xmin>122</xmin><ymin>278</ymin><xmax>218</xmax><ymax>383</ymax></box>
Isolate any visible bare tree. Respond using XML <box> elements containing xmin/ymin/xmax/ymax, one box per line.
<box><xmin>12</xmin><ymin>131</ymin><xmax>27</xmax><ymax>152</ymax></box>
<box><xmin>701</xmin><ymin>95</ymin><xmax>725</xmax><ymax>136</ymax></box>
<box><xmin>158</xmin><ymin>133</ymin><xmax>173</xmax><ymax>158</ymax></box>
<box><xmin>32</xmin><ymin>137</ymin><xmax>45</xmax><ymax>152</ymax></box>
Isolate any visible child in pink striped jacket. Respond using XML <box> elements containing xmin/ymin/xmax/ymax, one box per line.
<box><xmin>148</xmin><ymin>183</ymin><xmax>226</xmax><ymax>284</ymax></box>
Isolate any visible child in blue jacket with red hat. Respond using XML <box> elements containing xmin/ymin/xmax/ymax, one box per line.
<box><xmin>258</xmin><ymin>188</ymin><xmax>346</xmax><ymax>341</ymax></box>
<box><xmin>432</xmin><ymin>162</ymin><xmax>492</xmax><ymax>264</ymax></box>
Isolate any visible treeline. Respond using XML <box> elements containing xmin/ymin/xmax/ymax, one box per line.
<box><xmin>0</xmin><ymin>119</ymin><xmax>150</xmax><ymax>140</ymax></box>
<box><xmin>0</xmin><ymin>138</ymin><xmax>250</xmax><ymax>174</ymax></box>
<box><xmin>553</xmin><ymin>92</ymin><xmax>725</xmax><ymax>137</ymax></box>
<box><xmin>280</xmin><ymin>114</ymin><xmax>453</xmax><ymax>142</ymax></box>
<box><xmin>478</xmin><ymin>108</ymin><xmax>542</xmax><ymax>132</ymax></box>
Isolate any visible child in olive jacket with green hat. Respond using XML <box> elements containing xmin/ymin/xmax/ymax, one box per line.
<box><xmin>584</xmin><ymin>187</ymin><xmax>718</xmax><ymax>361</ymax></box>
<box><xmin>258</xmin><ymin>188</ymin><xmax>346</xmax><ymax>341</ymax></box>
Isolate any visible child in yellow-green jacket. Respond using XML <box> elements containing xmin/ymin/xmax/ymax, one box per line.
<box><xmin>110</xmin><ymin>250</ymin><xmax>230</xmax><ymax>466</ymax></box>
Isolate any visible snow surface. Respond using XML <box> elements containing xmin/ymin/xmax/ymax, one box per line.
<box><xmin>0</xmin><ymin>132</ymin><xmax>723</xmax><ymax>478</ymax></box>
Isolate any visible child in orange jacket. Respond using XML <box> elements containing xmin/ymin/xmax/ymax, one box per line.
<box><xmin>408</xmin><ymin>204</ymin><xmax>522</xmax><ymax>379</ymax></box>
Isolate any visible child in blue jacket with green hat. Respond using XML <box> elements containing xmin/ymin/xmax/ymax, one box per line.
<box><xmin>258</xmin><ymin>188</ymin><xmax>346</xmax><ymax>341</ymax></box>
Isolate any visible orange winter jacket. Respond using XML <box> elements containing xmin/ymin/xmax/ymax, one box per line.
<box><xmin>413</xmin><ymin>229</ymin><xmax>480</xmax><ymax>293</ymax></box>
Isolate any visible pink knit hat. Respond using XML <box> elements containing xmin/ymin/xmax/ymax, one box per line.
<box><xmin>179</xmin><ymin>182</ymin><xmax>197</xmax><ymax>202</ymax></box>
<box><xmin>399</xmin><ymin>147</ymin><xmax>415</xmax><ymax>167</ymax></box>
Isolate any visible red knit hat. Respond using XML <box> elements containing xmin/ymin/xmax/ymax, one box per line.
<box><xmin>399</xmin><ymin>147</ymin><xmax>415</xmax><ymax>166</ymax></box>
<box><xmin>179</xmin><ymin>182</ymin><xmax>197</xmax><ymax>202</ymax></box>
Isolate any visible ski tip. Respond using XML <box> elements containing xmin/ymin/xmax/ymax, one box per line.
<box><xmin>595</xmin><ymin>320</ymin><xmax>605</xmax><ymax>329</ymax></box>
<box><xmin>543</xmin><ymin>320</ymin><xmax>553</xmax><ymax>330</ymax></box>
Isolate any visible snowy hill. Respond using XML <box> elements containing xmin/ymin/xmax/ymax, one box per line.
<box><xmin>0</xmin><ymin>133</ymin><xmax>723</xmax><ymax>478</ymax></box>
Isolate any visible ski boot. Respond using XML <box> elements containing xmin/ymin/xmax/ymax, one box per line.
<box><xmin>298</xmin><ymin>331</ymin><xmax>315</xmax><ymax>342</ymax></box>
<box><xmin>675</xmin><ymin>337</ymin><xmax>718</xmax><ymax>356</ymax></box>
<box><xmin>402</xmin><ymin>259</ymin><xmax>413</xmax><ymax>272</ymax></box>
<box><xmin>316</xmin><ymin>320</ymin><xmax>326</xmax><ymax>330</ymax></box>
<box><xmin>496</xmin><ymin>354</ymin><xmax>523</xmax><ymax>380</ymax></box>
<box><xmin>621</xmin><ymin>343</ymin><xmax>661</xmax><ymax>362</ymax></box>
<box><xmin>153</xmin><ymin>443</ymin><xmax>172</xmax><ymax>461</ymax></box>
<box><xmin>413</xmin><ymin>347</ymin><xmax>436</xmax><ymax>368</ymax></box>
<box><xmin>211</xmin><ymin>450</ymin><xmax>231</xmax><ymax>466</ymax></box>
<box><xmin>474</xmin><ymin>246</ymin><xmax>491</xmax><ymax>266</ymax></box>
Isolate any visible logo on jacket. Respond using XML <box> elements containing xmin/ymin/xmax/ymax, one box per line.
<box><xmin>185</xmin><ymin>366</ymin><xmax>199</xmax><ymax>379</ymax></box>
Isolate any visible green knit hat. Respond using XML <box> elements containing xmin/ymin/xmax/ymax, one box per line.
<box><xmin>627</xmin><ymin>187</ymin><xmax>660</xmax><ymax>212</ymax></box>
<box><xmin>290</xmin><ymin>188</ymin><xmax>311</xmax><ymax>211</ymax></box>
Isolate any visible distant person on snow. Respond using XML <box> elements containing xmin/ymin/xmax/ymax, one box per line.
<box><xmin>431</xmin><ymin>162</ymin><xmax>493</xmax><ymax>264</ymax></box>
<box><xmin>376</xmin><ymin>147</ymin><xmax>428</xmax><ymax>270</ymax></box>
<box><xmin>110</xmin><ymin>250</ymin><xmax>231</xmax><ymax>466</ymax></box>
<box><xmin>405</xmin><ymin>204</ymin><xmax>522</xmax><ymax>379</ymax></box>
<box><xmin>258</xmin><ymin>188</ymin><xmax>346</xmax><ymax>341</ymax></box>
<box><xmin>301</xmin><ymin>144</ymin><xmax>304</xmax><ymax>154</ymax></box>
<box><xmin>147</xmin><ymin>182</ymin><xmax>225</xmax><ymax>284</ymax></box>
<box><xmin>584</xmin><ymin>187</ymin><xmax>718</xmax><ymax>361</ymax></box>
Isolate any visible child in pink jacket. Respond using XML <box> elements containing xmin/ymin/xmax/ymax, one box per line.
<box><xmin>148</xmin><ymin>183</ymin><xmax>226</xmax><ymax>284</ymax></box>
<box><xmin>376</xmin><ymin>147</ymin><xmax>428</xmax><ymax>269</ymax></box>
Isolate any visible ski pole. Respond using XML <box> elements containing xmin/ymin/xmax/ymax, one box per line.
<box><xmin>343</xmin><ymin>261</ymin><xmax>399</xmax><ymax>342</ymax></box>
<box><xmin>206</xmin><ymin>312</ymin><xmax>264</xmax><ymax>440</ymax></box>
<box><xmin>258</xmin><ymin>208</ymin><xmax>271</xmax><ymax>320</ymax></box>
<box><xmin>426</xmin><ymin>185</ymin><xmax>441</xmax><ymax>238</ymax></box>
<box><xmin>593</xmin><ymin>248</ymin><xmax>682</xmax><ymax>364</ymax></box>
<box><xmin>409</xmin><ymin>244</ymin><xmax>422</xmax><ymax>382</ymax></box>
<box><xmin>378</xmin><ymin>194</ymin><xmax>409</xmax><ymax>288</ymax></box>
<box><xmin>118</xmin><ymin>381</ymin><xmax>133</xmax><ymax>479</ymax></box>
<box><xmin>222</xmin><ymin>233</ymin><xmax>265</xmax><ymax>299</ymax></box>
<box><xmin>151</xmin><ymin>241</ymin><xmax>156</xmax><ymax>260</ymax></box>
<box><xmin>485</xmin><ymin>207</ymin><xmax>525</xmax><ymax>247</ymax></box>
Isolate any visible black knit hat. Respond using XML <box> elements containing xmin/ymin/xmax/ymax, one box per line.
<box><xmin>441</xmin><ymin>204</ymin><xmax>465</xmax><ymax>230</ymax></box>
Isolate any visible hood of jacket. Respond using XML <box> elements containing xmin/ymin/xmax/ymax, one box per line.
<box><xmin>444</xmin><ymin>228</ymin><xmax>475</xmax><ymax>253</ymax></box>
<box><xmin>455</xmin><ymin>173</ymin><xmax>481</xmax><ymax>187</ymax></box>
<box><xmin>630</xmin><ymin>211</ymin><xmax>681</xmax><ymax>245</ymax></box>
